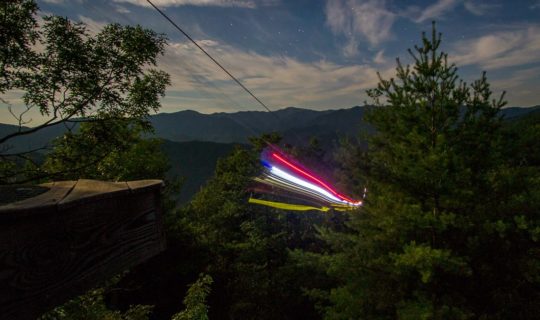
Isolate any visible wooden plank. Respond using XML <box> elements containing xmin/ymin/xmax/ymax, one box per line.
<box><xmin>59</xmin><ymin>179</ymin><xmax>130</xmax><ymax>208</ymax></box>
<box><xmin>0</xmin><ymin>179</ymin><xmax>166</xmax><ymax>320</ymax></box>
<box><xmin>126</xmin><ymin>179</ymin><xmax>163</xmax><ymax>193</ymax></box>
<box><xmin>0</xmin><ymin>181</ymin><xmax>76</xmax><ymax>216</ymax></box>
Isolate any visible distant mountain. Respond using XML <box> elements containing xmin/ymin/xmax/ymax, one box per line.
<box><xmin>2</xmin><ymin>105</ymin><xmax>539</xmax><ymax>153</ymax></box>
<box><xmin>498</xmin><ymin>105</ymin><xmax>540</xmax><ymax>120</ymax></box>
<box><xmin>149</xmin><ymin>106</ymin><xmax>367</xmax><ymax>145</ymax></box>
<box><xmin>0</xmin><ymin>123</ymin><xmax>73</xmax><ymax>154</ymax></box>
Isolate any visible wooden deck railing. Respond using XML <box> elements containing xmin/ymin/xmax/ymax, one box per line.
<box><xmin>0</xmin><ymin>179</ymin><xmax>166</xmax><ymax>319</ymax></box>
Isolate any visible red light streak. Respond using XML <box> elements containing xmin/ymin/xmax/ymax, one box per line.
<box><xmin>271</xmin><ymin>153</ymin><xmax>358</xmax><ymax>204</ymax></box>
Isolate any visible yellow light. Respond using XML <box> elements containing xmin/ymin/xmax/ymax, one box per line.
<box><xmin>248</xmin><ymin>197</ymin><xmax>330</xmax><ymax>212</ymax></box>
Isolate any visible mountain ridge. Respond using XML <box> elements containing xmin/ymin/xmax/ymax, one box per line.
<box><xmin>1</xmin><ymin>105</ymin><xmax>539</xmax><ymax>153</ymax></box>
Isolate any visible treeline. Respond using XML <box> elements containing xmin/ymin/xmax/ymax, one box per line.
<box><xmin>2</xmin><ymin>2</ymin><xmax>539</xmax><ymax>319</ymax></box>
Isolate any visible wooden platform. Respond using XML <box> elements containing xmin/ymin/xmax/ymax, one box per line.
<box><xmin>0</xmin><ymin>179</ymin><xmax>166</xmax><ymax>320</ymax></box>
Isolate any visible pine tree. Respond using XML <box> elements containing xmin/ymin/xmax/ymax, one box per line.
<box><xmin>319</xmin><ymin>23</ymin><xmax>539</xmax><ymax>319</ymax></box>
<box><xmin>172</xmin><ymin>274</ymin><xmax>213</xmax><ymax>320</ymax></box>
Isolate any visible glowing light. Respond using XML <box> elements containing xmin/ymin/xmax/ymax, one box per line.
<box><xmin>248</xmin><ymin>197</ymin><xmax>330</xmax><ymax>212</ymax></box>
<box><xmin>256</xmin><ymin>165</ymin><xmax>361</xmax><ymax>207</ymax></box>
<box><xmin>260</xmin><ymin>173</ymin><xmax>340</xmax><ymax>205</ymax></box>
<box><xmin>249</xmin><ymin>147</ymin><xmax>363</xmax><ymax>212</ymax></box>
<box><xmin>270</xmin><ymin>166</ymin><xmax>346</xmax><ymax>204</ymax></box>
<box><xmin>272</xmin><ymin>153</ymin><xmax>360</xmax><ymax>204</ymax></box>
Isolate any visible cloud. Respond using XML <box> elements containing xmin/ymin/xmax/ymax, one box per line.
<box><xmin>414</xmin><ymin>0</ymin><xmax>460</xmax><ymax>23</ymax></box>
<box><xmin>114</xmin><ymin>5</ymin><xmax>131</xmax><ymax>13</ymax></box>
<box><xmin>325</xmin><ymin>0</ymin><xmax>395</xmax><ymax>56</ymax></box>
<box><xmin>112</xmin><ymin>0</ymin><xmax>257</xmax><ymax>8</ymax></box>
<box><xmin>463</xmin><ymin>0</ymin><xmax>500</xmax><ymax>16</ymax></box>
<box><xmin>323</xmin><ymin>0</ymin><xmax>480</xmax><ymax>55</ymax></box>
<box><xmin>531</xmin><ymin>1</ymin><xmax>540</xmax><ymax>9</ymax></box>
<box><xmin>159</xmin><ymin>39</ymin><xmax>394</xmax><ymax>112</ymax></box>
<box><xmin>77</xmin><ymin>15</ymin><xmax>108</xmax><ymax>34</ymax></box>
<box><xmin>491</xmin><ymin>66</ymin><xmax>540</xmax><ymax>90</ymax></box>
<box><xmin>408</xmin><ymin>0</ymin><xmax>498</xmax><ymax>22</ymax></box>
<box><xmin>348</xmin><ymin>0</ymin><xmax>501</xmax><ymax>27</ymax></box>
<box><xmin>196</xmin><ymin>39</ymin><xmax>220</xmax><ymax>47</ymax></box>
<box><xmin>373</xmin><ymin>50</ymin><xmax>386</xmax><ymax>64</ymax></box>
<box><xmin>0</xmin><ymin>90</ymin><xmax>54</xmax><ymax>126</ymax></box>
<box><xmin>451</xmin><ymin>25</ymin><xmax>540</xmax><ymax>70</ymax></box>
<box><xmin>489</xmin><ymin>66</ymin><xmax>540</xmax><ymax>107</ymax></box>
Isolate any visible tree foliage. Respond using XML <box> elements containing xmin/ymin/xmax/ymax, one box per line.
<box><xmin>315</xmin><ymin>23</ymin><xmax>540</xmax><ymax>319</ymax></box>
<box><xmin>172</xmin><ymin>274</ymin><xmax>213</xmax><ymax>320</ymax></box>
<box><xmin>39</xmin><ymin>283</ymin><xmax>153</xmax><ymax>320</ymax></box>
<box><xmin>41</xmin><ymin>120</ymin><xmax>169</xmax><ymax>181</ymax></box>
<box><xmin>0</xmin><ymin>0</ymin><xmax>170</xmax><ymax>183</ymax></box>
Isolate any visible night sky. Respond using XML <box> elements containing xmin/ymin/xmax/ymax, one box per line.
<box><xmin>2</xmin><ymin>0</ymin><xmax>540</xmax><ymax>124</ymax></box>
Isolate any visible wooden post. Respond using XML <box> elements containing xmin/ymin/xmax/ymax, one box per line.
<box><xmin>0</xmin><ymin>179</ymin><xmax>166</xmax><ymax>320</ymax></box>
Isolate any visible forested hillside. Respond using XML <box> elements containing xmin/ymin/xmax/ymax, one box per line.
<box><xmin>161</xmin><ymin>140</ymin><xmax>240</xmax><ymax>203</ymax></box>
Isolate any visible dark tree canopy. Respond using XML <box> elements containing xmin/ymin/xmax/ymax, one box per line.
<box><xmin>0</xmin><ymin>0</ymin><xmax>170</xmax><ymax>183</ymax></box>
<box><xmin>313</xmin><ymin>24</ymin><xmax>540</xmax><ymax>319</ymax></box>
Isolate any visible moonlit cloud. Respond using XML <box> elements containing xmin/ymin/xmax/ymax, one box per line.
<box><xmin>322</xmin><ymin>0</ymin><xmax>492</xmax><ymax>56</ymax></box>
<box><xmin>0</xmin><ymin>90</ymin><xmax>37</xmax><ymax>126</ymax></box>
<box><xmin>451</xmin><ymin>25</ymin><xmax>540</xmax><ymax>70</ymax></box>
<box><xmin>114</xmin><ymin>5</ymin><xmax>131</xmax><ymax>13</ymax></box>
<box><xmin>490</xmin><ymin>66</ymin><xmax>540</xmax><ymax>106</ymax></box>
<box><xmin>463</xmin><ymin>0</ymin><xmax>500</xmax><ymax>16</ymax></box>
<box><xmin>373</xmin><ymin>50</ymin><xmax>386</xmax><ymax>64</ymax></box>
<box><xmin>77</xmin><ymin>15</ymin><xmax>108</xmax><ymax>34</ymax></box>
<box><xmin>414</xmin><ymin>0</ymin><xmax>460</xmax><ymax>23</ymax></box>
<box><xmin>325</xmin><ymin>0</ymin><xmax>395</xmax><ymax>56</ymax></box>
<box><xmin>112</xmin><ymin>0</ymin><xmax>257</xmax><ymax>8</ymax></box>
<box><xmin>159</xmin><ymin>39</ymin><xmax>393</xmax><ymax>112</ymax></box>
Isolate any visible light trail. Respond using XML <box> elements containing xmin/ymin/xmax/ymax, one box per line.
<box><xmin>271</xmin><ymin>153</ymin><xmax>360</xmax><ymax>204</ymax></box>
<box><xmin>270</xmin><ymin>166</ymin><xmax>346</xmax><ymax>203</ymax></box>
<box><xmin>257</xmin><ymin>174</ymin><xmax>340</xmax><ymax>205</ymax></box>
<box><xmin>248</xmin><ymin>197</ymin><xmax>331</xmax><ymax>212</ymax></box>
<box><xmin>250</xmin><ymin>148</ymin><xmax>363</xmax><ymax>212</ymax></box>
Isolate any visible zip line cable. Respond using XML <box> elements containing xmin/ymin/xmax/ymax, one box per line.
<box><xmin>76</xmin><ymin>1</ymin><xmax>366</xmax><ymax>208</ymax></box>
<box><xmin>166</xmin><ymin>56</ymin><xmax>270</xmax><ymax>140</ymax></box>
<box><xmin>84</xmin><ymin>0</ymin><xmax>281</xmax><ymax>143</ymax></box>
<box><xmin>144</xmin><ymin>0</ymin><xmax>306</xmax><ymax>146</ymax></box>
<box><xmin>145</xmin><ymin>0</ymin><xmax>280</xmax><ymax>121</ymax></box>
